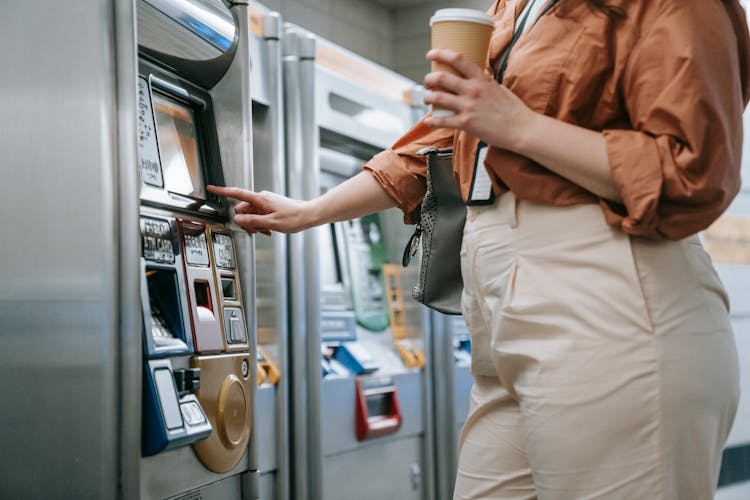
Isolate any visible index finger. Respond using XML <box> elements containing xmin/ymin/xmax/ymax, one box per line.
<box><xmin>207</xmin><ymin>185</ymin><xmax>260</xmax><ymax>203</ymax></box>
<box><xmin>426</xmin><ymin>49</ymin><xmax>485</xmax><ymax>79</ymax></box>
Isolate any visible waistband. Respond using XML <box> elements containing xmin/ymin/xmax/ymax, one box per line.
<box><xmin>465</xmin><ymin>192</ymin><xmax>701</xmax><ymax>246</ymax></box>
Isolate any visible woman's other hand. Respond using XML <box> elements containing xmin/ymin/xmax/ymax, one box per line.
<box><xmin>207</xmin><ymin>185</ymin><xmax>315</xmax><ymax>236</ymax></box>
<box><xmin>423</xmin><ymin>49</ymin><xmax>536</xmax><ymax>152</ymax></box>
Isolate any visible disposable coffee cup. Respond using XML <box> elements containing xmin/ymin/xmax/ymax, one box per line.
<box><xmin>429</xmin><ymin>8</ymin><xmax>495</xmax><ymax>117</ymax></box>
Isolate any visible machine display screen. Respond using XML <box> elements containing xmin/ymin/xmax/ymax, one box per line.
<box><xmin>152</xmin><ymin>92</ymin><xmax>206</xmax><ymax>200</ymax></box>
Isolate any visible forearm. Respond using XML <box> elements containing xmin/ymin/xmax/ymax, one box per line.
<box><xmin>308</xmin><ymin>171</ymin><xmax>397</xmax><ymax>226</ymax></box>
<box><xmin>508</xmin><ymin>113</ymin><xmax>622</xmax><ymax>203</ymax></box>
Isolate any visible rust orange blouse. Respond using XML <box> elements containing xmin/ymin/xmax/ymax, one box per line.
<box><xmin>364</xmin><ymin>0</ymin><xmax>750</xmax><ymax>239</ymax></box>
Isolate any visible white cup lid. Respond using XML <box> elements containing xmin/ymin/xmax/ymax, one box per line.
<box><xmin>430</xmin><ymin>8</ymin><xmax>495</xmax><ymax>27</ymax></box>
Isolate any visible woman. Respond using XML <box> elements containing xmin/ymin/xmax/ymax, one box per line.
<box><xmin>210</xmin><ymin>0</ymin><xmax>750</xmax><ymax>497</ymax></box>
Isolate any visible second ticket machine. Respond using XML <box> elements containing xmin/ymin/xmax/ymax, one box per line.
<box><xmin>247</xmin><ymin>2</ymin><xmax>290</xmax><ymax>499</ymax></box>
<box><xmin>136</xmin><ymin>1</ymin><xmax>258</xmax><ymax>498</ymax></box>
<box><xmin>284</xmin><ymin>26</ymin><xmax>435</xmax><ymax>500</ymax></box>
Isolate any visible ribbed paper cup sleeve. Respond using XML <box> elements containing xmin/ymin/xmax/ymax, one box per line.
<box><xmin>430</xmin><ymin>20</ymin><xmax>494</xmax><ymax>117</ymax></box>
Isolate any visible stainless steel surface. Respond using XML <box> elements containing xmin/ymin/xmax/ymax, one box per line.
<box><xmin>429</xmin><ymin>313</ymin><xmax>454</xmax><ymax>500</ymax></box>
<box><xmin>211</xmin><ymin>0</ymin><xmax>259</xmax><ymax>490</ymax></box>
<box><xmin>430</xmin><ymin>312</ymin><xmax>473</xmax><ymax>499</ymax></box>
<box><xmin>116</xmin><ymin>0</ymin><xmax>143</xmax><ymax>498</ymax></box>
<box><xmin>283</xmin><ymin>24</ymin><xmax>320</xmax><ymax>500</ymax></box>
<box><xmin>144</xmin><ymin>0</ymin><xmax>235</xmax><ymax>50</ymax></box>
<box><xmin>320</xmin><ymin>373</ymin><xmax>424</xmax><ymax>455</ymax></box>
<box><xmin>322</xmin><ymin>438</ymin><xmax>425</xmax><ymax>500</ymax></box>
<box><xmin>286</xmin><ymin>25</ymin><xmax>434</xmax><ymax>500</ymax></box>
<box><xmin>0</xmin><ymin>2</ymin><xmax>129</xmax><ymax>498</ymax></box>
<box><xmin>420</xmin><ymin>305</ymin><xmax>437</xmax><ymax>500</ymax></box>
<box><xmin>160</xmin><ymin>474</ymin><xmax>243</xmax><ymax>499</ymax></box>
<box><xmin>258</xmin><ymin>470</ymin><xmax>277</xmax><ymax>500</ymax></box>
<box><xmin>255</xmin><ymin>385</ymin><xmax>279</xmax><ymax>472</ymax></box>
<box><xmin>315</xmin><ymin>59</ymin><xmax>415</xmax><ymax>150</ymax></box>
<box><xmin>319</xmin><ymin>147</ymin><xmax>364</xmax><ymax>178</ymax></box>
<box><xmin>141</xmin><ymin>445</ymin><xmax>250</xmax><ymax>498</ymax></box>
<box><xmin>137</xmin><ymin>0</ymin><xmax>238</xmax><ymax>88</ymax></box>
<box><xmin>250</xmin><ymin>5</ymin><xmax>290</xmax><ymax>500</ymax></box>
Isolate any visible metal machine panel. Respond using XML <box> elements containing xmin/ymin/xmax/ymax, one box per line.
<box><xmin>255</xmin><ymin>385</ymin><xmax>279</xmax><ymax>472</ymax></box>
<box><xmin>258</xmin><ymin>473</ymin><xmax>277</xmax><ymax>500</ymax></box>
<box><xmin>321</xmin><ymin>437</ymin><xmax>425</xmax><ymax>500</ymax></box>
<box><xmin>0</xmin><ymin>1</ymin><xmax>136</xmax><ymax>498</ymax></box>
<box><xmin>283</xmin><ymin>24</ymin><xmax>321</xmax><ymax>500</ymax></box>
<box><xmin>314</xmin><ymin>38</ymin><xmax>419</xmax><ymax>150</ymax></box>
<box><xmin>137</xmin><ymin>0</ymin><xmax>237</xmax><ymax>88</ymax></box>
<box><xmin>319</xmin><ymin>372</ymin><xmax>424</xmax><ymax>456</ymax></box>
<box><xmin>138</xmin><ymin>1</ymin><xmax>258</xmax><ymax>498</ymax></box>
<box><xmin>249</xmin><ymin>4</ymin><xmax>290</xmax><ymax>499</ymax></box>
<box><xmin>285</xmin><ymin>22</ymin><xmax>434</xmax><ymax>500</ymax></box>
<box><xmin>141</xmin><ymin>451</ymin><xmax>247</xmax><ymax>499</ymax></box>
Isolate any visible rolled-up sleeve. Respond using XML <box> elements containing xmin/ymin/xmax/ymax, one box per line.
<box><xmin>601</xmin><ymin>1</ymin><xmax>749</xmax><ymax>240</ymax></box>
<box><xmin>365</xmin><ymin>116</ymin><xmax>454</xmax><ymax>223</ymax></box>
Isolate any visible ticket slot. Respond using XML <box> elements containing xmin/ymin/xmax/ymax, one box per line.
<box><xmin>191</xmin><ymin>353</ymin><xmax>253</xmax><ymax>473</ymax></box>
<box><xmin>208</xmin><ymin>227</ymin><xmax>249</xmax><ymax>352</ymax></box>
<box><xmin>355</xmin><ymin>377</ymin><xmax>402</xmax><ymax>441</ymax></box>
<box><xmin>180</xmin><ymin>221</ymin><xmax>224</xmax><ymax>353</ymax></box>
<box><xmin>257</xmin><ymin>346</ymin><xmax>280</xmax><ymax>385</ymax></box>
<box><xmin>395</xmin><ymin>340</ymin><xmax>425</xmax><ymax>370</ymax></box>
<box><xmin>141</xmin><ymin>215</ymin><xmax>194</xmax><ymax>357</ymax></box>
<box><xmin>142</xmin><ymin>359</ymin><xmax>212</xmax><ymax>456</ymax></box>
<box><xmin>145</xmin><ymin>268</ymin><xmax>189</xmax><ymax>351</ymax></box>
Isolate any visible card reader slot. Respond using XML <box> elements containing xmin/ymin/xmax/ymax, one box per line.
<box><xmin>146</xmin><ymin>267</ymin><xmax>185</xmax><ymax>346</ymax></box>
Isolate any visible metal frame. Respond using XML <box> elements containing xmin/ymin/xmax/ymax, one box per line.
<box><xmin>0</xmin><ymin>1</ymin><xmax>136</xmax><ymax>497</ymax></box>
<box><xmin>282</xmin><ymin>24</ymin><xmax>320</xmax><ymax>500</ymax></box>
<box><xmin>248</xmin><ymin>3</ymin><xmax>291</xmax><ymax>499</ymax></box>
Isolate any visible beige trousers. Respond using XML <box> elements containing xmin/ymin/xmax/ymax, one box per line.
<box><xmin>454</xmin><ymin>193</ymin><xmax>740</xmax><ymax>500</ymax></box>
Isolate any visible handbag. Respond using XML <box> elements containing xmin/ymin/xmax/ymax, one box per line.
<box><xmin>402</xmin><ymin>147</ymin><xmax>465</xmax><ymax>315</ymax></box>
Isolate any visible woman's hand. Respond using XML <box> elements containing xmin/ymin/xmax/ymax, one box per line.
<box><xmin>207</xmin><ymin>185</ymin><xmax>316</xmax><ymax>235</ymax></box>
<box><xmin>423</xmin><ymin>49</ymin><xmax>537</xmax><ymax>152</ymax></box>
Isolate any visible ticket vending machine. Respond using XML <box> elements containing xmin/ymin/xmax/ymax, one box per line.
<box><xmin>136</xmin><ymin>0</ymin><xmax>258</xmax><ymax>498</ymax></box>
<box><xmin>0</xmin><ymin>1</ymin><xmax>257</xmax><ymax>498</ymax></box>
<box><xmin>246</xmin><ymin>2</ymin><xmax>290</xmax><ymax>500</ymax></box>
<box><xmin>284</xmin><ymin>27</ymin><xmax>435</xmax><ymax>500</ymax></box>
